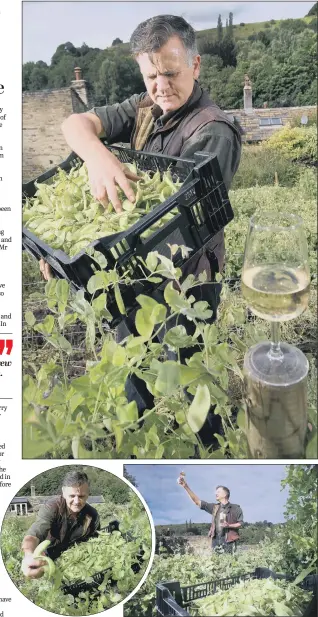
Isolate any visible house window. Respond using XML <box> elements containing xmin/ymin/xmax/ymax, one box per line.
<box><xmin>259</xmin><ymin>117</ymin><xmax>283</xmax><ymax>126</ymax></box>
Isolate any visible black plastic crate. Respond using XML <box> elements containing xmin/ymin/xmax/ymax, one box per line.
<box><xmin>61</xmin><ymin>519</ymin><xmax>144</xmax><ymax>598</ymax></box>
<box><xmin>22</xmin><ymin>144</ymin><xmax>233</xmax><ymax>327</ymax></box>
<box><xmin>155</xmin><ymin>567</ymin><xmax>318</xmax><ymax>617</ymax></box>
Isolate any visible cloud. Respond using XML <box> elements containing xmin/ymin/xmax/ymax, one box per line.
<box><xmin>128</xmin><ymin>465</ymin><xmax>289</xmax><ymax>525</ymax></box>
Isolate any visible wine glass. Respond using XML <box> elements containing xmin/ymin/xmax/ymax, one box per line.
<box><xmin>241</xmin><ymin>211</ymin><xmax>310</xmax><ymax>382</ymax></box>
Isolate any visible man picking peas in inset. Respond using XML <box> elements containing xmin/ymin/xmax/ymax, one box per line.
<box><xmin>21</xmin><ymin>471</ymin><xmax>100</xmax><ymax>579</ymax></box>
<box><xmin>40</xmin><ymin>15</ymin><xmax>242</xmax><ymax>444</ymax></box>
<box><xmin>178</xmin><ymin>473</ymin><xmax>243</xmax><ymax>554</ymax></box>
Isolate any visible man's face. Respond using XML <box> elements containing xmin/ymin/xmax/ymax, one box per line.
<box><xmin>216</xmin><ymin>487</ymin><xmax>228</xmax><ymax>501</ymax></box>
<box><xmin>62</xmin><ymin>483</ymin><xmax>89</xmax><ymax>514</ymax></box>
<box><xmin>136</xmin><ymin>35</ymin><xmax>201</xmax><ymax>113</ymax></box>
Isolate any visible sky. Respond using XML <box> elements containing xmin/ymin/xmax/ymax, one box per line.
<box><xmin>23</xmin><ymin>1</ymin><xmax>314</xmax><ymax>64</ymax></box>
<box><xmin>126</xmin><ymin>464</ymin><xmax>289</xmax><ymax>525</ymax></box>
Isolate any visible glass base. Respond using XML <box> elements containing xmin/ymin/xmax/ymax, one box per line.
<box><xmin>244</xmin><ymin>341</ymin><xmax>309</xmax><ymax>386</ymax></box>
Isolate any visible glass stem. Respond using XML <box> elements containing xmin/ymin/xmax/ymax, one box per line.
<box><xmin>269</xmin><ymin>322</ymin><xmax>283</xmax><ymax>360</ymax></box>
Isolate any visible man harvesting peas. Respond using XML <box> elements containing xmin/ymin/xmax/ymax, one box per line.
<box><xmin>40</xmin><ymin>15</ymin><xmax>242</xmax><ymax>444</ymax></box>
<box><xmin>178</xmin><ymin>473</ymin><xmax>243</xmax><ymax>554</ymax></box>
<box><xmin>21</xmin><ymin>471</ymin><xmax>100</xmax><ymax>579</ymax></box>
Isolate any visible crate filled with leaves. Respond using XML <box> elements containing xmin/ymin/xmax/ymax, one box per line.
<box><xmin>155</xmin><ymin>567</ymin><xmax>317</xmax><ymax>616</ymax></box>
<box><xmin>58</xmin><ymin>520</ymin><xmax>147</xmax><ymax>599</ymax></box>
<box><xmin>22</xmin><ymin>144</ymin><xmax>233</xmax><ymax>326</ymax></box>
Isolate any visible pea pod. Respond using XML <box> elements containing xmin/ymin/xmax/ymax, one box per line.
<box><xmin>33</xmin><ymin>539</ymin><xmax>51</xmax><ymax>558</ymax></box>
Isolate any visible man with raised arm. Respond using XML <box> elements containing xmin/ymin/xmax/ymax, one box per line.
<box><xmin>177</xmin><ymin>473</ymin><xmax>243</xmax><ymax>553</ymax></box>
<box><xmin>21</xmin><ymin>471</ymin><xmax>100</xmax><ymax>579</ymax></box>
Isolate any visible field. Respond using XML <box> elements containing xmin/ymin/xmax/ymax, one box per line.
<box><xmin>0</xmin><ymin>494</ymin><xmax>152</xmax><ymax>616</ymax></box>
<box><xmin>22</xmin><ymin>129</ymin><xmax>318</xmax><ymax>460</ymax></box>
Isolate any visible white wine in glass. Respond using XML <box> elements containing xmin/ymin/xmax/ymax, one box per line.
<box><xmin>241</xmin><ymin>263</ymin><xmax>310</xmax><ymax>322</ymax></box>
<box><xmin>241</xmin><ymin>211</ymin><xmax>310</xmax><ymax>377</ymax></box>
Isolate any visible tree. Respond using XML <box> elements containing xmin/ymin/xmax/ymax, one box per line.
<box><xmin>228</xmin><ymin>12</ymin><xmax>234</xmax><ymax>40</ymax></box>
<box><xmin>95</xmin><ymin>54</ymin><xmax>144</xmax><ymax>105</ymax></box>
<box><xmin>217</xmin><ymin>15</ymin><xmax>223</xmax><ymax>43</ymax></box>
<box><xmin>28</xmin><ymin>67</ymin><xmax>49</xmax><ymax>91</ymax></box>
<box><xmin>51</xmin><ymin>41</ymin><xmax>79</xmax><ymax>66</ymax></box>
<box><xmin>123</xmin><ymin>466</ymin><xmax>138</xmax><ymax>487</ymax></box>
<box><xmin>22</xmin><ymin>61</ymin><xmax>36</xmax><ymax>91</ymax></box>
<box><xmin>306</xmin><ymin>2</ymin><xmax>317</xmax><ymax>16</ymax></box>
<box><xmin>112</xmin><ymin>38</ymin><xmax>123</xmax><ymax>46</ymax></box>
<box><xmin>280</xmin><ymin>464</ymin><xmax>318</xmax><ymax>575</ymax></box>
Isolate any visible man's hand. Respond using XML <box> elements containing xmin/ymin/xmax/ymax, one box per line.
<box><xmin>177</xmin><ymin>476</ymin><xmax>187</xmax><ymax>488</ymax></box>
<box><xmin>21</xmin><ymin>554</ymin><xmax>46</xmax><ymax>579</ymax></box>
<box><xmin>86</xmin><ymin>149</ymin><xmax>141</xmax><ymax>213</ymax></box>
<box><xmin>219</xmin><ymin>521</ymin><xmax>228</xmax><ymax>528</ymax></box>
<box><xmin>39</xmin><ymin>259</ymin><xmax>53</xmax><ymax>281</ymax></box>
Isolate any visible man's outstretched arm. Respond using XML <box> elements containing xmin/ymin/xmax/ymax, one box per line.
<box><xmin>178</xmin><ymin>476</ymin><xmax>201</xmax><ymax>507</ymax></box>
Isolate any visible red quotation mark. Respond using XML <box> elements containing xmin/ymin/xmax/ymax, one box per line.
<box><xmin>0</xmin><ymin>339</ymin><xmax>13</xmax><ymax>355</ymax></box>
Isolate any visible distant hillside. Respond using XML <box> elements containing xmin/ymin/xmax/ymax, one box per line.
<box><xmin>195</xmin><ymin>15</ymin><xmax>315</xmax><ymax>43</ymax></box>
<box><xmin>113</xmin><ymin>15</ymin><xmax>316</xmax><ymax>52</ymax></box>
<box><xmin>23</xmin><ymin>12</ymin><xmax>317</xmax><ymax>109</ymax></box>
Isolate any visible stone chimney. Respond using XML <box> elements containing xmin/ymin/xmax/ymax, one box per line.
<box><xmin>71</xmin><ymin>66</ymin><xmax>88</xmax><ymax>106</ymax></box>
<box><xmin>31</xmin><ymin>484</ymin><xmax>36</xmax><ymax>497</ymax></box>
<box><xmin>243</xmin><ymin>74</ymin><xmax>253</xmax><ymax>113</ymax></box>
<box><xmin>74</xmin><ymin>66</ymin><xmax>82</xmax><ymax>81</ymax></box>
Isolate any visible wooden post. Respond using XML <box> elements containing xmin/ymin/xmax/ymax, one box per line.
<box><xmin>243</xmin><ymin>368</ymin><xmax>308</xmax><ymax>459</ymax></box>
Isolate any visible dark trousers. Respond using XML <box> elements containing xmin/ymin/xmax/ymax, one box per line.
<box><xmin>116</xmin><ymin>266</ymin><xmax>223</xmax><ymax>449</ymax></box>
<box><xmin>212</xmin><ymin>537</ymin><xmax>237</xmax><ymax>554</ymax></box>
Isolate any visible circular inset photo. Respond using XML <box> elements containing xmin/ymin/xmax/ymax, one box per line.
<box><xmin>0</xmin><ymin>465</ymin><xmax>154</xmax><ymax>615</ymax></box>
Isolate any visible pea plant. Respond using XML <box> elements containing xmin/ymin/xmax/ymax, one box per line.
<box><xmin>23</xmin><ymin>247</ymin><xmax>250</xmax><ymax>460</ymax></box>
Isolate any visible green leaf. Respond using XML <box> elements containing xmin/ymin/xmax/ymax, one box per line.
<box><xmin>116</xmin><ymin>401</ymin><xmax>138</xmax><ymax>424</ymax></box>
<box><xmin>57</xmin><ymin>335</ymin><xmax>72</xmax><ymax>354</ymax></box>
<box><xmin>136</xmin><ymin>294</ymin><xmax>162</xmax><ymax>313</ymax></box>
<box><xmin>35</xmin><ymin>314</ymin><xmax>55</xmax><ymax>335</ymax></box>
<box><xmin>163</xmin><ymin>325</ymin><xmax>194</xmax><ymax>350</ymax></box>
<box><xmin>145</xmin><ymin>252</ymin><xmax>158</xmax><ymax>271</ymax></box>
<box><xmin>155</xmin><ymin>361</ymin><xmax>181</xmax><ymax>395</ymax></box>
<box><xmin>56</xmin><ymin>278</ymin><xmax>69</xmax><ymax>311</ymax></box>
<box><xmin>236</xmin><ymin>409</ymin><xmax>246</xmax><ymax>431</ymax></box>
<box><xmin>92</xmin><ymin>292</ymin><xmax>107</xmax><ymax>314</ymax></box>
<box><xmin>69</xmin><ymin>393</ymin><xmax>85</xmax><ymax>414</ymax></box>
<box><xmin>135</xmin><ymin>308</ymin><xmax>154</xmax><ymax>339</ymax></box>
<box><xmin>87</xmin><ymin>271</ymin><xmax>109</xmax><ymax>294</ymax></box>
<box><xmin>112</xmin><ymin>346</ymin><xmax>127</xmax><ymax>367</ymax></box>
<box><xmin>25</xmin><ymin>311</ymin><xmax>36</xmax><ymax>327</ymax></box>
<box><xmin>113</xmin><ymin>423</ymin><xmax>123</xmax><ymax>450</ymax></box>
<box><xmin>164</xmin><ymin>281</ymin><xmax>189</xmax><ymax>312</ymax></box>
<box><xmin>186</xmin><ymin>301</ymin><xmax>213</xmax><ymax>320</ymax></box>
<box><xmin>186</xmin><ymin>384</ymin><xmax>210</xmax><ymax>433</ymax></box>
<box><xmin>114</xmin><ymin>283</ymin><xmax>126</xmax><ymax>315</ymax></box>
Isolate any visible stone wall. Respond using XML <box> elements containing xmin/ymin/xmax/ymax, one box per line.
<box><xmin>23</xmin><ymin>88</ymin><xmax>73</xmax><ymax>181</ymax></box>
